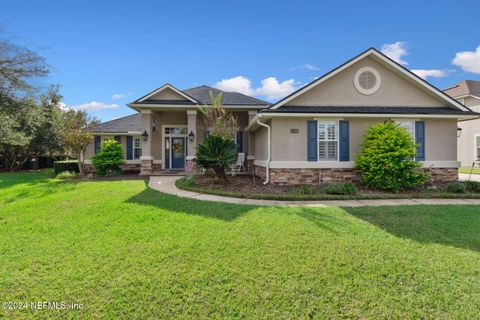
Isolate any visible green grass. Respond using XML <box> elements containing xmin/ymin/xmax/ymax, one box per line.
<box><xmin>1</xmin><ymin>171</ymin><xmax>480</xmax><ymax>319</ymax></box>
<box><xmin>459</xmin><ymin>166</ymin><xmax>480</xmax><ymax>174</ymax></box>
<box><xmin>176</xmin><ymin>176</ymin><xmax>480</xmax><ymax>200</ymax></box>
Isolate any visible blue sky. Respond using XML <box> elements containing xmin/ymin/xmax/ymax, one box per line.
<box><xmin>2</xmin><ymin>0</ymin><xmax>480</xmax><ymax>121</ymax></box>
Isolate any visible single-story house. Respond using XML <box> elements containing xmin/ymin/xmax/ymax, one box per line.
<box><xmin>86</xmin><ymin>48</ymin><xmax>479</xmax><ymax>184</ymax></box>
<box><xmin>444</xmin><ymin>80</ymin><xmax>480</xmax><ymax>168</ymax></box>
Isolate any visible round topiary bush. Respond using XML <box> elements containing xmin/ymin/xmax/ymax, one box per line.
<box><xmin>355</xmin><ymin>121</ymin><xmax>428</xmax><ymax>192</ymax></box>
<box><xmin>91</xmin><ymin>139</ymin><xmax>124</xmax><ymax>176</ymax></box>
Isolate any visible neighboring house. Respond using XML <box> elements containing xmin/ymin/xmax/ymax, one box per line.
<box><xmin>444</xmin><ymin>80</ymin><xmax>480</xmax><ymax>168</ymax></box>
<box><xmin>86</xmin><ymin>48</ymin><xmax>478</xmax><ymax>184</ymax></box>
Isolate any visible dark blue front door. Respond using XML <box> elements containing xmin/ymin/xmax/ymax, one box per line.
<box><xmin>171</xmin><ymin>137</ymin><xmax>186</xmax><ymax>169</ymax></box>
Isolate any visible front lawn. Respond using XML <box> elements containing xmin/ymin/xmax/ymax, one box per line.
<box><xmin>1</xmin><ymin>171</ymin><xmax>480</xmax><ymax>319</ymax></box>
<box><xmin>459</xmin><ymin>166</ymin><xmax>480</xmax><ymax>174</ymax></box>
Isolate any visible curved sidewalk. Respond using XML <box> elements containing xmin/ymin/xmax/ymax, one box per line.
<box><xmin>148</xmin><ymin>176</ymin><xmax>480</xmax><ymax>207</ymax></box>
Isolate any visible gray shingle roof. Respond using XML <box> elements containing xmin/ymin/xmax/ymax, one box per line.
<box><xmin>183</xmin><ymin>85</ymin><xmax>269</xmax><ymax>106</ymax></box>
<box><xmin>444</xmin><ymin>80</ymin><xmax>480</xmax><ymax>98</ymax></box>
<box><xmin>262</xmin><ymin>106</ymin><xmax>479</xmax><ymax>115</ymax></box>
<box><xmin>88</xmin><ymin>113</ymin><xmax>141</xmax><ymax>133</ymax></box>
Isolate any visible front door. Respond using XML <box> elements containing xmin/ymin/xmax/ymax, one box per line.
<box><xmin>171</xmin><ymin>137</ymin><xmax>186</xmax><ymax>169</ymax></box>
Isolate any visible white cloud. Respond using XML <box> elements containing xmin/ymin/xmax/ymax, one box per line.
<box><xmin>255</xmin><ymin>77</ymin><xmax>297</xmax><ymax>99</ymax></box>
<box><xmin>452</xmin><ymin>46</ymin><xmax>480</xmax><ymax>74</ymax></box>
<box><xmin>58</xmin><ymin>101</ymin><xmax>71</xmax><ymax>111</ymax></box>
<box><xmin>381</xmin><ymin>42</ymin><xmax>408</xmax><ymax>65</ymax></box>
<box><xmin>292</xmin><ymin>63</ymin><xmax>319</xmax><ymax>71</ymax></box>
<box><xmin>72</xmin><ymin>101</ymin><xmax>119</xmax><ymax>111</ymax></box>
<box><xmin>214</xmin><ymin>76</ymin><xmax>254</xmax><ymax>95</ymax></box>
<box><xmin>410</xmin><ymin>69</ymin><xmax>448</xmax><ymax>79</ymax></box>
<box><xmin>112</xmin><ymin>92</ymin><xmax>133</xmax><ymax>100</ymax></box>
<box><xmin>214</xmin><ymin>76</ymin><xmax>298</xmax><ymax>100</ymax></box>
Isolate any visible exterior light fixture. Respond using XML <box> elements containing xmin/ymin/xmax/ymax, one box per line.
<box><xmin>457</xmin><ymin>127</ymin><xmax>462</xmax><ymax>137</ymax></box>
<box><xmin>142</xmin><ymin>130</ymin><xmax>149</xmax><ymax>141</ymax></box>
<box><xmin>188</xmin><ymin>130</ymin><xmax>195</xmax><ymax>142</ymax></box>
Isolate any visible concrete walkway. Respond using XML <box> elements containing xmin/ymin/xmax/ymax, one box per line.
<box><xmin>459</xmin><ymin>173</ymin><xmax>480</xmax><ymax>182</ymax></box>
<box><xmin>148</xmin><ymin>176</ymin><xmax>480</xmax><ymax>207</ymax></box>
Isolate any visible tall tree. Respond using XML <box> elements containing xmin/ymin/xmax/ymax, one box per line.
<box><xmin>0</xmin><ymin>37</ymin><xmax>49</xmax><ymax>97</ymax></box>
<box><xmin>60</xmin><ymin>109</ymin><xmax>99</xmax><ymax>175</ymax></box>
<box><xmin>0</xmin><ymin>97</ymin><xmax>43</xmax><ymax>171</ymax></box>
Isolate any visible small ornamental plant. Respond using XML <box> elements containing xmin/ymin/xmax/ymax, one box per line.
<box><xmin>355</xmin><ymin>121</ymin><xmax>428</xmax><ymax>192</ymax></box>
<box><xmin>195</xmin><ymin>134</ymin><xmax>237</xmax><ymax>182</ymax></box>
<box><xmin>91</xmin><ymin>139</ymin><xmax>124</xmax><ymax>176</ymax></box>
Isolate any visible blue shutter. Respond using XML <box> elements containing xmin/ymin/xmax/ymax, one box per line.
<box><xmin>415</xmin><ymin>121</ymin><xmax>425</xmax><ymax>161</ymax></box>
<box><xmin>114</xmin><ymin>135</ymin><xmax>121</xmax><ymax>144</ymax></box>
<box><xmin>236</xmin><ymin>131</ymin><xmax>243</xmax><ymax>153</ymax></box>
<box><xmin>339</xmin><ymin>120</ymin><xmax>350</xmax><ymax>161</ymax></box>
<box><xmin>126</xmin><ymin>136</ymin><xmax>133</xmax><ymax>160</ymax></box>
<box><xmin>94</xmin><ymin>136</ymin><xmax>101</xmax><ymax>154</ymax></box>
<box><xmin>307</xmin><ymin>120</ymin><xmax>318</xmax><ymax>161</ymax></box>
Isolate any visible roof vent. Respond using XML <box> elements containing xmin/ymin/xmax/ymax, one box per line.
<box><xmin>354</xmin><ymin>67</ymin><xmax>381</xmax><ymax>95</ymax></box>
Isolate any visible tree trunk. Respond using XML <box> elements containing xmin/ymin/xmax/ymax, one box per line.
<box><xmin>77</xmin><ymin>151</ymin><xmax>84</xmax><ymax>176</ymax></box>
<box><xmin>213</xmin><ymin>167</ymin><xmax>227</xmax><ymax>183</ymax></box>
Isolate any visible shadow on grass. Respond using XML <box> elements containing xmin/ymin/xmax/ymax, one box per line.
<box><xmin>345</xmin><ymin>205</ymin><xmax>480</xmax><ymax>252</ymax></box>
<box><xmin>126</xmin><ymin>181</ymin><xmax>256</xmax><ymax>222</ymax></box>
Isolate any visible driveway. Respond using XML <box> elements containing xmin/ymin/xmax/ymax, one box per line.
<box><xmin>459</xmin><ymin>173</ymin><xmax>480</xmax><ymax>182</ymax></box>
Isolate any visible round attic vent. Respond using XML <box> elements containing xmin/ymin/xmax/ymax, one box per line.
<box><xmin>354</xmin><ymin>67</ymin><xmax>381</xmax><ymax>95</ymax></box>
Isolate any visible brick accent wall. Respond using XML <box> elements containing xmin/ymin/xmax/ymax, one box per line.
<box><xmin>424</xmin><ymin>167</ymin><xmax>458</xmax><ymax>183</ymax></box>
<box><xmin>140</xmin><ymin>159</ymin><xmax>153</xmax><ymax>175</ymax></box>
<box><xmin>253</xmin><ymin>165</ymin><xmax>458</xmax><ymax>185</ymax></box>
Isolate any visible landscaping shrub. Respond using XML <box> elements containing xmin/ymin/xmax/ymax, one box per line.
<box><xmin>53</xmin><ymin>160</ymin><xmax>80</xmax><ymax>174</ymax></box>
<box><xmin>322</xmin><ymin>182</ymin><xmax>358</xmax><ymax>195</ymax></box>
<box><xmin>290</xmin><ymin>185</ymin><xmax>317</xmax><ymax>195</ymax></box>
<box><xmin>444</xmin><ymin>182</ymin><xmax>467</xmax><ymax>193</ymax></box>
<box><xmin>181</xmin><ymin>175</ymin><xmax>198</xmax><ymax>188</ymax></box>
<box><xmin>56</xmin><ymin>171</ymin><xmax>78</xmax><ymax>179</ymax></box>
<box><xmin>465</xmin><ymin>181</ymin><xmax>480</xmax><ymax>193</ymax></box>
<box><xmin>355</xmin><ymin>121</ymin><xmax>428</xmax><ymax>192</ymax></box>
<box><xmin>195</xmin><ymin>134</ymin><xmax>237</xmax><ymax>182</ymax></box>
<box><xmin>91</xmin><ymin>139</ymin><xmax>124</xmax><ymax>176</ymax></box>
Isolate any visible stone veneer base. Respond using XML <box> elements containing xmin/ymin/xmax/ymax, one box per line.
<box><xmin>253</xmin><ymin>165</ymin><xmax>458</xmax><ymax>186</ymax></box>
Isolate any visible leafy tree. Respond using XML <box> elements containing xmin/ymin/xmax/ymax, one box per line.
<box><xmin>199</xmin><ymin>91</ymin><xmax>238</xmax><ymax>139</ymax></box>
<box><xmin>195</xmin><ymin>134</ymin><xmax>237</xmax><ymax>182</ymax></box>
<box><xmin>60</xmin><ymin>109</ymin><xmax>99</xmax><ymax>175</ymax></box>
<box><xmin>0</xmin><ymin>97</ymin><xmax>43</xmax><ymax>171</ymax></box>
<box><xmin>355</xmin><ymin>121</ymin><xmax>428</xmax><ymax>191</ymax></box>
<box><xmin>91</xmin><ymin>140</ymin><xmax>124</xmax><ymax>176</ymax></box>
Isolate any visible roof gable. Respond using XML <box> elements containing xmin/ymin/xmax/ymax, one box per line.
<box><xmin>184</xmin><ymin>85</ymin><xmax>269</xmax><ymax>106</ymax></box>
<box><xmin>270</xmin><ymin>48</ymin><xmax>469</xmax><ymax>112</ymax></box>
<box><xmin>444</xmin><ymin>80</ymin><xmax>480</xmax><ymax>99</ymax></box>
<box><xmin>135</xmin><ymin>83</ymin><xmax>198</xmax><ymax>103</ymax></box>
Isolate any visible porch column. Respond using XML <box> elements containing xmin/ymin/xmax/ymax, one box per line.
<box><xmin>186</xmin><ymin>110</ymin><xmax>197</xmax><ymax>172</ymax></box>
<box><xmin>140</xmin><ymin>110</ymin><xmax>153</xmax><ymax>175</ymax></box>
<box><xmin>246</xmin><ymin>111</ymin><xmax>257</xmax><ymax>172</ymax></box>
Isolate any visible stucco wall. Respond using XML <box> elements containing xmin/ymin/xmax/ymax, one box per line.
<box><xmin>260</xmin><ymin>117</ymin><xmax>458</xmax><ymax>163</ymax></box>
<box><xmin>287</xmin><ymin>57</ymin><xmax>448</xmax><ymax>107</ymax></box>
<box><xmin>253</xmin><ymin>122</ymin><xmax>269</xmax><ymax>161</ymax></box>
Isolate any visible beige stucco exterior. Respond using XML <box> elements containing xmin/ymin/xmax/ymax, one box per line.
<box><xmin>264</xmin><ymin>117</ymin><xmax>457</xmax><ymax>163</ymax></box>
<box><xmin>287</xmin><ymin>57</ymin><xmax>448</xmax><ymax>108</ymax></box>
<box><xmin>457</xmin><ymin>96</ymin><xmax>480</xmax><ymax>166</ymax></box>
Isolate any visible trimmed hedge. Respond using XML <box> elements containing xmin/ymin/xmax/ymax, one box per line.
<box><xmin>53</xmin><ymin>160</ymin><xmax>80</xmax><ymax>174</ymax></box>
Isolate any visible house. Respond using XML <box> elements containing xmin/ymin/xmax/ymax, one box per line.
<box><xmin>444</xmin><ymin>80</ymin><xmax>480</xmax><ymax>168</ymax></box>
<box><xmin>84</xmin><ymin>85</ymin><xmax>269</xmax><ymax>173</ymax></box>
<box><xmin>86</xmin><ymin>48</ymin><xmax>479</xmax><ymax>184</ymax></box>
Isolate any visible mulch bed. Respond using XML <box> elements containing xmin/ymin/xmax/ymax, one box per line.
<box><xmin>194</xmin><ymin>175</ymin><xmax>292</xmax><ymax>194</ymax></box>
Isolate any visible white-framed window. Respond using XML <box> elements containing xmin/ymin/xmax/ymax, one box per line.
<box><xmin>165</xmin><ymin>127</ymin><xmax>187</xmax><ymax>135</ymax></box>
<box><xmin>395</xmin><ymin>120</ymin><xmax>415</xmax><ymax>138</ymax></box>
<box><xmin>318</xmin><ymin>121</ymin><xmax>338</xmax><ymax>161</ymax></box>
<box><xmin>133</xmin><ymin>136</ymin><xmax>142</xmax><ymax>160</ymax></box>
<box><xmin>476</xmin><ymin>135</ymin><xmax>480</xmax><ymax>161</ymax></box>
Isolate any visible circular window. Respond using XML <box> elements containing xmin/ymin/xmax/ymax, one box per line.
<box><xmin>354</xmin><ymin>67</ymin><xmax>381</xmax><ymax>95</ymax></box>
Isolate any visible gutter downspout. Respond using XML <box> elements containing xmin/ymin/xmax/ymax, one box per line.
<box><xmin>256</xmin><ymin>117</ymin><xmax>271</xmax><ymax>185</ymax></box>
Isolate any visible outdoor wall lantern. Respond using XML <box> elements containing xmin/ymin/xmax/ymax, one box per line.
<box><xmin>457</xmin><ymin>127</ymin><xmax>463</xmax><ymax>137</ymax></box>
<box><xmin>142</xmin><ymin>130</ymin><xmax>149</xmax><ymax>141</ymax></box>
<box><xmin>188</xmin><ymin>130</ymin><xmax>195</xmax><ymax>142</ymax></box>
